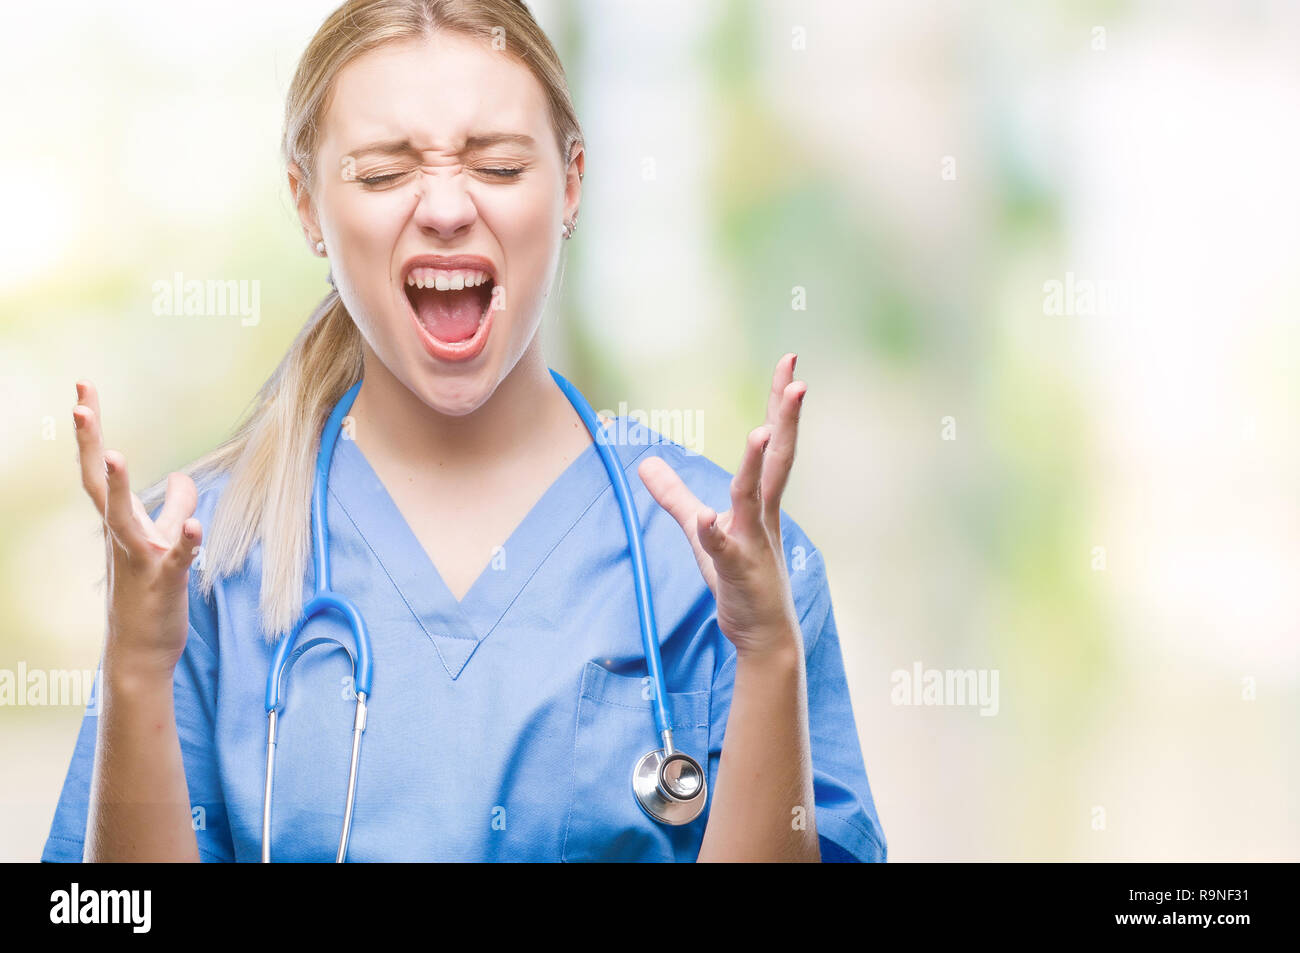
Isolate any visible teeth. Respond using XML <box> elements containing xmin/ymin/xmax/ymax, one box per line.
<box><xmin>405</xmin><ymin>267</ymin><xmax>492</xmax><ymax>290</ymax></box>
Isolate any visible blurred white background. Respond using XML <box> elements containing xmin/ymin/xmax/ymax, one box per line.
<box><xmin>2</xmin><ymin>0</ymin><xmax>1296</xmax><ymax>861</ymax></box>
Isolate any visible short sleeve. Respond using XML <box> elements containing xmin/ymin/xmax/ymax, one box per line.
<box><xmin>706</xmin><ymin>525</ymin><xmax>887</xmax><ymax>863</ymax></box>
<box><xmin>41</xmin><ymin>501</ymin><xmax>235</xmax><ymax>862</ymax></box>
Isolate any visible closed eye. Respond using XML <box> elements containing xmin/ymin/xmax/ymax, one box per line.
<box><xmin>357</xmin><ymin>171</ymin><xmax>407</xmax><ymax>186</ymax></box>
<box><xmin>357</xmin><ymin>167</ymin><xmax>524</xmax><ymax>187</ymax></box>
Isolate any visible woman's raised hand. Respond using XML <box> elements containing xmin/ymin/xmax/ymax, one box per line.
<box><xmin>637</xmin><ymin>353</ymin><xmax>807</xmax><ymax>661</ymax></box>
<box><xmin>74</xmin><ymin>380</ymin><xmax>203</xmax><ymax>682</ymax></box>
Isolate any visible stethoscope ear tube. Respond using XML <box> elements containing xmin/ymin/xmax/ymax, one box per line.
<box><xmin>261</xmin><ymin>691</ymin><xmax>367</xmax><ymax>863</ymax></box>
<box><xmin>261</xmin><ymin>630</ymin><xmax>369</xmax><ymax>863</ymax></box>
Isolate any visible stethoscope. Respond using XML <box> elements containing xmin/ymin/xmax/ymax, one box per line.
<box><xmin>260</xmin><ymin>369</ymin><xmax>708</xmax><ymax>862</ymax></box>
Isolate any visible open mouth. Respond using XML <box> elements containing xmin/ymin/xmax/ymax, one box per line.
<box><xmin>403</xmin><ymin>267</ymin><xmax>495</xmax><ymax>344</ymax></box>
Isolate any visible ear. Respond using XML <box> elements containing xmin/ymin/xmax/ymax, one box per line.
<box><xmin>563</xmin><ymin>143</ymin><xmax>584</xmax><ymax>224</ymax></box>
<box><xmin>288</xmin><ymin>160</ymin><xmax>323</xmax><ymax>253</ymax></box>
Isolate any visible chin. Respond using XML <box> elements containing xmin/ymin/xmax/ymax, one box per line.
<box><xmin>410</xmin><ymin>369</ymin><xmax>499</xmax><ymax>418</ymax></box>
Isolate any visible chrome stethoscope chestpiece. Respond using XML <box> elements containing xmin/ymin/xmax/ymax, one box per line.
<box><xmin>633</xmin><ymin>748</ymin><xmax>708</xmax><ymax>825</ymax></box>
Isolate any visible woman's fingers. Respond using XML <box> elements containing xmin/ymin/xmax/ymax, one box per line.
<box><xmin>153</xmin><ymin>472</ymin><xmax>198</xmax><ymax>543</ymax></box>
<box><xmin>642</xmin><ymin>355</ymin><xmax>804</xmax><ymax>584</ymax></box>
<box><xmin>638</xmin><ymin>455</ymin><xmax>706</xmax><ymax>549</ymax></box>
<box><xmin>73</xmin><ymin>382</ymin><xmax>107</xmax><ymax>516</ymax></box>
<box><xmin>102</xmin><ymin>449</ymin><xmax>150</xmax><ymax>554</ymax></box>
<box><xmin>765</xmin><ymin>353</ymin><xmax>797</xmax><ymax>430</ymax></box>
<box><xmin>79</xmin><ymin>380</ymin><xmax>182</xmax><ymax>556</ymax></box>
<box><xmin>762</xmin><ymin>379</ymin><xmax>806</xmax><ymax>513</ymax></box>
<box><xmin>695</xmin><ymin>506</ymin><xmax>728</xmax><ymax>560</ymax></box>
<box><xmin>166</xmin><ymin>517</ymin><xmax>204</xmax><ymax>575</ymax></box>
<box><xmin>79</xmin><ymin>378</ymin><xmax>102</xmax><ymax>421</ymax></box>
<box><xmin>729</xmin><ymin>425</ymin><xmax>771</xmax><ymax>536</ymax></box>
<box><xmin>757</xmin><ymin>354</ymin><xmax>805</xmax><ymax>520</ymax></box>
<box><xmin>638</xmin><ymin>455</ymin><xmax>724</xmax><ymax>592</ymax></box>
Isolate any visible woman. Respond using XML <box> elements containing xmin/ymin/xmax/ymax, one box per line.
<box><xmin>43</xmin><ymin>0</ymin><xmax>885</xmax><ymax>862</ymax></box>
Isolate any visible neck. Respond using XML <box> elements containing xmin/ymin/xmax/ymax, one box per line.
<box><xmin>349</xmin><ymin>340</ymin><xmax>581</xmax><ymax>476</ymax></box>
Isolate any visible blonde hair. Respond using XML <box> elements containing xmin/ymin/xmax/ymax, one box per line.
<box><xmin>138</xmin><ymin>0</ymin><xmax>584</xmax><ymax>643</ymax></box>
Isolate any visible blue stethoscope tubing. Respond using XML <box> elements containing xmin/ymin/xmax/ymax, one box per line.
<box><xmin>548</xmin><ymin>371</ymin><xmax>671</xmax><ymax>737</ymax></box>
<box><xmin>261</xmin><ymin>375</ymin><xmax>372</xmax><ymax>863</ymax></box>
<box><xmin>260</xmin><ymin>369</ymin><xmax>707</xmax><ymax>863</ymax></box>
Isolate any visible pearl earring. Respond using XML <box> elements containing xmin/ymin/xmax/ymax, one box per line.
<box><xmin>315</xmin><ymin>240</ymin><xmax>326</xmax><ymax>254</ymax></box>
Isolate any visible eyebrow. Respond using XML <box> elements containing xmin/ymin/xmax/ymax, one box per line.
<box><xmin>347</xmin><ymin>133</ymin><xmax>537</xmax><ymax>157</ymax></box>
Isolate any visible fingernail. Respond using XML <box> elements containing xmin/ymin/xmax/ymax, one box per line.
<box><xmin>791</xmin><ymin>353</ymin><xmax>798</xmax><ymax>372</ymax></box>
<box><xmin>105</xmin><ymin>458</ymin><xmax>115</xmax><ymax>475</ymax></box>
<box><xmin>797</xmin><ymin>386</ymin><xmax>807</xmax><ymax>405</ymax></box>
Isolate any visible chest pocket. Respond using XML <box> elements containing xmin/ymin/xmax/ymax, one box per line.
<box><xmin>562</xmin><ymin>660</ymin><xmax>711</xmax><ymax>862</ymax></box>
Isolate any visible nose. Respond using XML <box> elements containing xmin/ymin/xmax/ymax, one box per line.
<box><xmin>409</xmin><ymin>167</ymin><xmax>478</xmax><ymax>238</ymax></box>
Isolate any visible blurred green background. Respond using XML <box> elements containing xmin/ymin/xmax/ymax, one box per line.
<box><xmin>2</xmin><ymin>0</ymin><xmax>1296</xmax><ymax>860</ymax></box>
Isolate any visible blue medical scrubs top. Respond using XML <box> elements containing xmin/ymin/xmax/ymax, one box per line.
<box><xmin>42</xmin><ymin>411</ymin><xmax>887</xmax><ymax>862</ymax></box>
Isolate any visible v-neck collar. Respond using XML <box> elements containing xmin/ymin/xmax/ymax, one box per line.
<box><xmin>326</xmin><ymin>417</ymin><xmax>655</xmax><ymax>679</ymax></box>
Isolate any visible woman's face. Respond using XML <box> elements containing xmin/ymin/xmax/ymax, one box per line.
<box><xmin>294</xmin><ymin>31</ymin><xmax>580</xmax><ymax>416</ymax></box>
